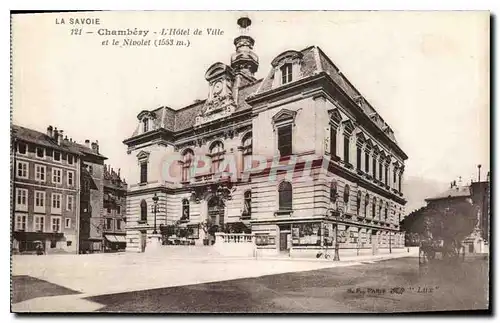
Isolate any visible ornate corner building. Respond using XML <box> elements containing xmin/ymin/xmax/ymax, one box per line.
<box><xmin>123</xmin><ymin>17</ymin><xmax>408</xmax><ymax>256</ymax></box>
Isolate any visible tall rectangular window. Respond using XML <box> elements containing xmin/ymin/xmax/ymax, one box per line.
<box><xmin>372</xmin><ymin>157</ymin><xmax>377</xmax><ymax>179</ymax></box>
<box><xmin>398</xmin><ymin>173</ymin><xmax>402</xmax><ymax>192</ymax></box>
<box><xmin>106</xmin><ymin>218</ymin><xmax>113</xmax><ymax>230</ymax></box>
<box><xmin>35</xmin><ymin>191</ymin><xmax>45</xmax><ymax>212</ymax></box>
<box><xmin>379</xmin><ymin>162</ymin><xmax>383</xmax><ymax>181</ymax></box>
<box><xmin>116</xmin><ymin>219</ymin><xmax>122</xmax><ymax>230</ymax></box>
<box><xmin>52</xmin><ymin>168</ymin><xmax>62</xmax><ymax>184</ymax></box>
<box><xmin>52</xmin><ymin>193</ymin><xmax>62</xmax><ymax>212</ymax></box>
<box><xmin>384</xmin><ymin>165</ymin><xmax>389</xmax><ymax>185</ymax></box>
<box><xmin>67</xmin><ymin>171</ymin><xmax>74</xmax><ymax>186</ymax></box>
<box><xmin>53</xmin><ymin>151</ymin><xmax>61</xmax><ymax>162</ymax></box>
<box><xmin>35</xmin><ymin>165</ymin><xmax>46</xmax><ymax>182</ymax></box>
<box><xmin>16</xmin><ymin>188</ymin><xmax>28</xmax><ymax>212</ymax></box>
<box><xmin>277</xmin><ymin>125</ymin><xmax>292</xmax><ymax>157</ymax></box>
<box><xmin>140</xmin><ymin>163</ymin><xmax>148</xmax><ymax>183</ymax></box>
<box><xmin>34</xmin><ymin>216</ymin><xmax>45</xmax><ymax>232</ymax></box>
<box><xmin>142</xmin><ymin>119</ymin><xmax>149</xmax><ymax>133</ymax></box>
<box><xmin>15</xmin><ymin>215</ymin><xmax>27</xmax><ymax>231</ymax></box>
<box><xmin>17</xmin><ymin>161</ymin><xmax>28</xmax><ymax>178</ymax></box>
<box><xmin>67</xmin><ymin>155</ymin><xmax>73</xmax><ymax>165</ymax></box>
<box><xmin>67</xmin><ymin>195</ymin><xmax>74</xmax><ymax>211</ymax></box>
<box><xmin>365</xmin><ymin>152</ymin><xmax>369</xmax><ymax>173</ymax></box>
<box><xmin>330</xmin><ymin>126</ymin><xmax>337</xmax><ymax>157</ymax></box>
<box><xmin>280</xmin><ymin>63</ymin><xmax>293</xmax><ymax>84</ymax></box>
<box><xmin>51</xmin><ymin>217</ymin><xmax>61</xmax><ymax>232</ymax></box>
<box><xmin>343</xmin><ymin>136</ymin><xmax>350</xmax><ymax>164</ymax></box>
<box><xmin>356</xmin><ymin>147</ymin><xmax>362</xmax><ymax>170</ymax></box>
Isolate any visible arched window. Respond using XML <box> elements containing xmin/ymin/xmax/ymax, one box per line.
<box><xmin>181</xmin><ymin>149</ymin><xmax>194</xmax><ymax>182</ymax></box>
<box><xmin>142</xmin><ymin>118</ymin><xmax>149</xmax><ymax>133</ymax></box>
<box><xmin>372</xmin><ymin>197</ymin><xmax>377</xmax><ymax>219</ymax></box>
<box><xmin>365</xmin><ymin>193</ymin><xmax>369</xmax><ymax>217</ymax></box>
<box><xmin>356</xmin><ymin>190</ymin><xmax>362</xmax><ymax>214</ymax></box>
<box><xmin>242</xmin><ymin>133</ymin><xmax>252</xmax><ymax>170</ymax></box>
<box><xmin>243</xmin><ymin>190</ymin><xmax>252</xmax><ymax>218</ymax></box>
<box><xmin>343</xmin><ymin>184</ymin><xmax>350</xmax><ymax>212</ymax></box>
<box><xmin>210</xmin><ymin>141</ymin><xmax>225</xmax><ymax>174</ymax></box>
<box><xmin>278</xmin><ymin>181</ymin><xmax>292</xmax><ymax>211</ymax></box>
<box><xmin>140</xmin><ymin>200</ymin><xmax>147</xmax><ymax>222</ymax></box>
<box><xmin>181</xmin><ymin>199</ymin><xmax>190</xmax><ymax>222</ymax></box>
<box><xmin>330</xmin><ymin>180</ymin><xmax>338</xmax><ymax>203</ymax></box>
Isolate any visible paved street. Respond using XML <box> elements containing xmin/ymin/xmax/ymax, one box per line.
<box><xmin>83</xmin><ymin>257</ymin><xmax>488</xmax><ymax>313</ymax></box>
<box><xmin>11</xmin><ymin>247</ymin><xmax>488</xmax><ymax>313</ymax></box>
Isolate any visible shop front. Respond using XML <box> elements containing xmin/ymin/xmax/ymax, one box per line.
<box><xmin>13</xmin><ymin>231</ymin><xmax>65</xmax><ymax>254</ymax></box>
<box><xmin>253</xmin><ymin>218</ymin><xmax>405</xmax><ymax>258</ymax></box>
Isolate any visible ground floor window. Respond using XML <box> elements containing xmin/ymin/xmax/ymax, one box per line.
<box><xmin>255</xmin><ymin>234</ymin><xmax>275</xmax><ymax>246</ymax></box>
<box><xmin>291</xmin><ymin>222</ymin><xmax>321</xmax><ymax>246</ymax></box>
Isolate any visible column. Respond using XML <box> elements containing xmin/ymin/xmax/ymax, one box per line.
<box><xmin>365</xmin><ymin>148</ymin><xmax>371</xmax><ymax>175</ymax></box>
<box><xmin>388</xmin><ymin>161</ymin><xmax>394</xmax><ymax>189</ymax></box>
<box><xmin>349</xmin><ymin>135</ymin><xmax>356</xmax><ymax>167</ymax></box>
<box><xmin>236</xmin><ymin>147</ymin><xmax>244</xmax><ymax>180</ymax></box>
<box><xmin>336</xmin><ymin>127</ymin><xmax>343</xmax><ymax>159</ymax></box>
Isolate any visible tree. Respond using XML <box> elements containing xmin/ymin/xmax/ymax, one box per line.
<box><xmin>223</xmin><ymin>222</ymin><xmax>250</xmax><ymax>234</ymax></box>
<box><xmin>401</xmin><ymin>199</ymin><xmax>478</xmax><ymax>258</ymax></box>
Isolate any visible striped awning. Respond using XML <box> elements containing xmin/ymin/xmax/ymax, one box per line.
<box><xmin>104</xmin><ymin>234</ymin><xmax>126</xmax><ymax>243</ymax></box>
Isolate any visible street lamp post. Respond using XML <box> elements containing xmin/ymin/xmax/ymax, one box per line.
<box><xmin>334</xmin><ymin>222</ymin><xmax>340</xmax><ymax>261</ymax></box>
<box><xmin>389</xmin><ymin>231</ymin><xmax>392</xmax><ymax>254</ymax></box>
<box><xmin>152</xmin><ymin>193</ymin><xmax>159</xmax><ymax>234</ymax></box>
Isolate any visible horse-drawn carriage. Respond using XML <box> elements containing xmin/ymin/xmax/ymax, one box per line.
<box><xmin>419</xmin><ymin>238</ymin><xmax>464</xmax><ymax>264</ymax></box>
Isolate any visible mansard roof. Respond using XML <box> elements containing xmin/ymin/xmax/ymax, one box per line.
<box><xmin>129</xmin><ymin>80</ymin><xmax>262</xmax><ymax>137</ymax></box>
<box><xmin>127</xmin><ymin>45</ymin><xmax>402</xmax><ymax>151</ymax></box>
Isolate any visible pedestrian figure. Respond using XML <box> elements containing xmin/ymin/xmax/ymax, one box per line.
<box><xmin>36</xmin><ymin>243</ymin><xmax>44</xmax><ymax>255</ymax></box>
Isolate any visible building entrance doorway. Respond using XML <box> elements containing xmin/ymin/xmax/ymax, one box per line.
<box><xmin>208</xmin><ymin>197</ymin><xmax>225</xmax><ymax>228</ymax></box>
<box><xmin>278</xmin><ymin>224</ymin><xmax>291</xmax><ymax>253</ymax></box>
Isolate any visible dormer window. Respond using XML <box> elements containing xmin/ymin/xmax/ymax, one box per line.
<box><xmin>142</xmin><ymin>118</ymin><xmax>149</xmax><ymax>133</ymax></box>
<box><xmin>280</xmin><ymin>63</ymin><xmax>293</xmax><ymax>84</ymax></box>
<box><xmin>271</xmin><ymin>50</ymin><xmax>303</xmax><ymax>88</ymax></box>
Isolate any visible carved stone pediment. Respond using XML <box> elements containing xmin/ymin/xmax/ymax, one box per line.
<box><xmin>195</xmin><ymin>94</ymin><xmax>236</xmax><ymax>126</ymax></box>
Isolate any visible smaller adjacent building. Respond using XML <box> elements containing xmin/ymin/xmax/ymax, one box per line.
<box><xmin>102</xmin><ymin>165</ymin><xmax>128</xmax><ymax>251</ymax></box>
<box><xmin>424</xmin><ymin>178</ymin><xmax>489</xmax><ymax>254</ymax></box>
<box><xmin>78</xmin><ymin>142</ymin><xmax>107</xmax><ymax>253</ymax></box>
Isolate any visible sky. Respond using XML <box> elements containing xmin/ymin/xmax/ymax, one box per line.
<box><xmin>12</xmin><ymin>11</ymin><xmax>490</xmax><ymax>190</ymax></box>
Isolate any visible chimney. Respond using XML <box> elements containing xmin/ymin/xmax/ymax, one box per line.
<box><xmin>91</xmin><ymin>140</ymin><xmax>99</xmax><ymax>154</ymax></box>
<box><xmin>84</xmin><ymin>139</ymin><xmax>90</xmax><ymax>148</ymax></box>
<box><xmin>58</xmin><ymin>130</ymin><xmax>64</xmax><ymax>145</ymax></box>
<box><xmin>118</xmin><ymin>168</ymin><xmax>121</xmax><ymax>178</ymax></box>
<box><xmin>478</xmin><ymin>164</ymin><xmax>482</xmax><ymax>182</ymax></box>
<box><xmin>46</xmin><ymin>125</ymin><xmax>53</xmax><ymax>137</ymax></box>
<box><xmin>53</xmin><ymin>127</ymin><xmax>59</xmax><ymax>143</ymax></box>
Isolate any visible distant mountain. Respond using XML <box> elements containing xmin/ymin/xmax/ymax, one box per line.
<box><xmin>403</xmin><ymin>176</ymin><xmax>449</xmax><ymax>215</ymax></box>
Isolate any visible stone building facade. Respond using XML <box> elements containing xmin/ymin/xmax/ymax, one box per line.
<box><xmin>78</xmin><ymin>144</ymin><xmax>107</xmax><ymax>253</ymax></box>
<box><xmin>123</xmin><ymin>17</ymin><xmax>408</xmax><ymax>255</ymax></box>
<box><xmin>12</xmin><ymin>125</ymin><xmax>106</xmax><ymax>254</ymax></box>
<box><xmin>102</xmin><ymin>165</ymin><xmax>127</xmax><ymax>251</ymax></box>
